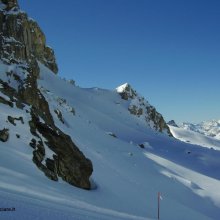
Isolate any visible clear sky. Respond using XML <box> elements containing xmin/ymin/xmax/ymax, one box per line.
<box><xmin>19</xmin><ymin>0</ymin><xmax>220</xmax><ymax>124</ymax></box>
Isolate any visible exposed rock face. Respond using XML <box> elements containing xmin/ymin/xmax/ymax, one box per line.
<box><xmin>0</xmin><ymin>0</ymin><xmax>58</xmax><ymax>73</ymax></box>
<box><xmin>7</xmin><ymin>115</ymin><xmax>24</xmax><ymax>125</ymax></box>
<box><xmin>0</xmin><ymin>95</ymin><xmax>13</xmax><ymax>107</ymax></box>
<box><xmin>0</xmin><ymin>69</ymin><xmax>93</xmax><ymax>190</ymax></box>
<box><xmin>167</xmin><ymin>120</ymin><xmax>179</xmax><ymax>127</ymax></box>
<box><xmin>0</xmin><ymin>0</ymin><xmax>93</xmax><ymax>189</ymax></box>
<box><xmin>116</xmin><ymin>83</ymin><xmax>173</xmax><ymax>136</ymax></box>
<box><xmin>0</xmin><ymin>128</ymin><xmax>9</xmax><ymax>142</ymax></box>
<box><xmin>2</xmin><ymin>0</ymin><xmax>18</xmax><ymax>11</ymax></box>
<box><xmin>116</xmin><ymin>83</ymin><xmax>137</xmax><ymax>100</ymax></box>
<box><xmin>29</xmin><ymin>110</ymin><xmax>93</xmax><ymax>189</ymax></box>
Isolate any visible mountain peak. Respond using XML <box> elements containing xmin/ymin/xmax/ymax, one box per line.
<box><xmin>167</xmin><ymin>120</ymin><xmax>179</xmax><ymax>127</ymax></box>
<box><xmin>116</xmin><ymin>83</ymin><xmax>172</xmax><ymax>136</ymax></box>
<box><xmin>116</xmin><ymin>82</ymin><xmax>130</xmax><ymax>89</ymax></box>
<box><xmin>116</xmin><ymin>83</ymin><xmax>137</xmax><ymax>100</ymax></box>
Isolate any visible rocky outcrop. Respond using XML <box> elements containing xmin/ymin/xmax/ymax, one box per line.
<box><xmin>0</xmin><ymin>65</ymin><xmax>93</xmax><ymax>189</ymax></box>
<box><xmin>116</xmin><ymin>83</ymin><xmax>173</xmax><ymax>136</ymax></box>
<box><xmin>0</xmin><ymin>128</ymin><xmax>9</xmax><ymax>142</ymax></box>
<box><xmin>7</xmin><ymin>115</ymin><xmax>23</xmax><ymax>125</ymax></box>
<box><xmin>167</xmin><ymin>120</ymin><xmax>179</xmax><ymax>127</ymax></box>
<box><xmin>0</xmin><ymin>0</ymin><xmax>93</xmax><ymax>189</ymax></box>
<box><xmin>0</xmin><ymin>0</ymin><xmax>58</xmax><ymax>73</ymax></box>
<box><xmin>29</xmin><ymin>109</ymin><xmax>93</xmax><ymax>189</ymax></box>
<box><xmin>116</xmin><ymin>83</ymin><xmax>137</xmax><ymax>100</ymax></box>
<box><xmin>2</xmin><ymin>0</ymin><xmax>18</xmax><ymax>11</ymax></box>
<box><xmin>0</xmin><ymin>95</ymin><xmax>13</xmax><ymax>107</ymax></box>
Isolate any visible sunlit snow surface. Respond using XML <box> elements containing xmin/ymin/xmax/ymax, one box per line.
<box><xmin>0</xmin><ymin>63</ymin><xmax>220</xmax><ymax>220</ymax></box>
<box><xmin>180</xmin><ymin>121</ymin><xmax>220</xmax><ymax>141</ymax></box>
<box><xmin>169</xmin><ymin>125</ymin><xmax>220</xmax><ymax>151</ymax></box>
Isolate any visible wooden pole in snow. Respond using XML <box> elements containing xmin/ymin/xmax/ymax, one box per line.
<box><xmin>158</xmin><ymin>192</ymin><xmax>160</xmax><ymax>220</ymax></box>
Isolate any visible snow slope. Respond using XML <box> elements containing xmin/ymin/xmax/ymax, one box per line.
<box><xmin>0</xmin><ymin>63</ymin><xmax>220</xmax><ymax>220</ymax></box>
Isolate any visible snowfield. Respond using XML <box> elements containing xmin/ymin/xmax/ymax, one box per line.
<box><xmin>169</xmin><ymin>125</ymin><xmax>220</xmax><ymax>151</ymax></box>
<box><xmin>0</xmin><ymin>63</ymin><xmax>220</xmax><ymax>220</ymax></box>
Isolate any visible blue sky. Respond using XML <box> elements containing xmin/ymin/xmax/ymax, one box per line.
<box><xmin>19</xmin><ymin>0</ymin><xmax>220</xmax><ymax>123</ymax></box>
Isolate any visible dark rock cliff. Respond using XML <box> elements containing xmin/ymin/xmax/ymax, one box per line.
<box><xmin>167</xmin><ymin>120</ymin><xmax>179</xmax><ymax>128</ymax></box>
<box><xmin>0</xmin><ymin>0</ymin><xmax>58</xmax><ymax>73</ymax></box>
<box><xmin>0</xmin><ymin>0</ymin><xmax>93</xmax><ymax>189</ymax></box>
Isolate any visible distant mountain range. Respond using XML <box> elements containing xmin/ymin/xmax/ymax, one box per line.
<box><xmin>180</xmin><ymin>120</ymin><xmax>220</xmax><ymax>140</ymax></box>
<box><xmin>168</xmin><ymin>119</ymin><xmax>220</xmax><ymax>140</ymax></box>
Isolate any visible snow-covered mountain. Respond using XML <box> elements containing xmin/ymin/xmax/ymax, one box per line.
<box><xmin>169</xmin><ymin>125</ymin><xmax>220</xmax><ymax>151</ymax></box>
<box><xmin>116</xmin><ymin>83</ymin><xmax>172</xmax><ymax>136</ymax></box>
<box><xmin>180</xmin><ymin>120</ymin><xmax>220</xmax><ymax>140</ymax></box>
<box><xmin>0</xmin><ymin>1</ymin><xmax>220</xmax><ymax>220</ymax></box>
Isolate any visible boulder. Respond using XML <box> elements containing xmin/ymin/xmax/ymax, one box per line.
<box><xmin>0</xmin><ymin>128</ymin><xmax>9</xmax><ymax>142</ymax></box>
